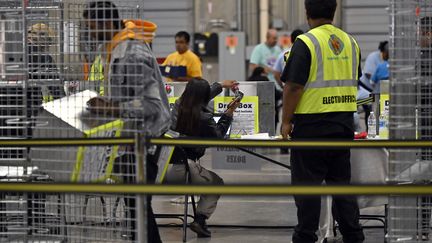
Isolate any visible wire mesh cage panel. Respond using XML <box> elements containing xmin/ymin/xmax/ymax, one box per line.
<box><xmin>388</xmin><ymin>0</ymin><xmax>432</xmax><ymax>241</ymax></box>
<box><xmin>0</xmin><ymin>0</ymin><xmax>165</xmax><ymax>242</ymax></box>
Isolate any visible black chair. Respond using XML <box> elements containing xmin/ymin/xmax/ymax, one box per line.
<box><xmin>155</xmin><ymin>146</ymin><xmax>197</xmax><ymax>243</ymax></box>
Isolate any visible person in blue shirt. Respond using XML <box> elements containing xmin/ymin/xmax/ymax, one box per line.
<box><xmin>360</xmin><ymin>41</ymin><xmax>388</xmax><ymax>87</ymax></box>
<box><xmin>273</xmin><ymin>29</ymin><xmax>305</xmax><ymax>84</ymax></box>
<box><xmin>371</xmin><ymin>42</ymin><xmax>389</xmax><ymax>93</ymax></box>
<box><xmin>359</xmin><ymin>41</ymin><xmax>388</xmax><ymax>131</ymax></box>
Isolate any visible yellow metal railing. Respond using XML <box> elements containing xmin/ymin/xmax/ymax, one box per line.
<box><xmin>0</xmin><ymin>137</ymin><xmax>429</xmax><ymax>195</ymax></box>
<box><xmin>0</xmin><ymin>184</ymin><xmax>431</xmax><ymax>196</ymax></box>
<box><xmin>0</xmin><ymin>138</ymin><xmax>431</xmax><ymax>148</ymax></box>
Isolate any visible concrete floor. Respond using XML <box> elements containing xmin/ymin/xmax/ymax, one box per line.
<box><xmin>159</xmin><ymin>227</ymin><xmax>385</xmax><ymax>243</ymax></box>
<box><xmin>154</xmin><ymin>148</ymin><xmax>386</xmax><ymax>243</ymax></box>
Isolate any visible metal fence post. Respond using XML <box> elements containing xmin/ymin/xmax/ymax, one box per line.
<box><xmin>135</xmin><ymin>133</ymin><xmax>147</xmax><ymax>243</ymax></box>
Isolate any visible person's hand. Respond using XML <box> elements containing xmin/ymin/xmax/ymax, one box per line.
<box><xmin>225</xmin><ymin>98</ymin><xmax>241</xmax><ymax>116</ymax></box>
<box><xmin>87</xmin><ymin>97</ymin><xmax>118</xmax><ymax>116</ymax></box>
<box><xmin>220</xmin><ymin>80</ymin><xmax>239</xmax><ymax>91</ymax></box>
<box><xmin>281</xmin><ymin>122</ymin><xmax>293</xmax><ymax>140</ymax></box>
<box><xmin>87</xmin><ymin>97</ymin><xmax>109</xmax><ymax>114</ymax></box>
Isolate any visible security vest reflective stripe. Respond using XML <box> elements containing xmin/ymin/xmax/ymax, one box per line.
<box><xmin>295</xmin><ymin>24</ymin><xmax>359</xmax><ymax>114</ymax></box>
<box><xmin>88</xmin><ymin>55</ymin><xmax>105</xmax><ymax>96</ymax></box>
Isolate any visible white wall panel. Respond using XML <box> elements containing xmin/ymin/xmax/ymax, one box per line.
<box><xmin>142</xmin><ymin>0</ymin><xmax>194</xmax><ymax>57</ymax></box>
<box><xmin>342</xmin><ymin>0</ymin><xmax>389</xmax><ymax>60</ymax></box>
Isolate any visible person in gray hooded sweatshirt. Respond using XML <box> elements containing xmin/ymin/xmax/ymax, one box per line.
<box><xmin>84</xmin><ymin>1</ymin><xmax>170</xmax><ymax>242</ymax></box>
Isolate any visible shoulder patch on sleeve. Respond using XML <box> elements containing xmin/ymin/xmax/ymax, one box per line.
<box><xmin>284</xmin><ymin>51</ymin><xmax>291</xmax><ymax>63</ymax></box>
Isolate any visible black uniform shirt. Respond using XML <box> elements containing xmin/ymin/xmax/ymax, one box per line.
<box><xmin>281</xmin><ymin>37</ymin><xmax>362</xmax><ymax>139</ymax></box>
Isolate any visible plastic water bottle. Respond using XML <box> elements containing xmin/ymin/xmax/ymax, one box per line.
<box><xmin>368</xmin><ymin>112</ymin><xmax>377</xmax><ymax>138</ymax></box>
<box><xmin>379</xmin><ymin>112</ymin><xmax>388</xmax><ymax>138</ymax></box>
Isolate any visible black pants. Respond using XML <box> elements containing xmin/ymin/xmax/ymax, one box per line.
<box><xmin>146</xmin><ymin>158</ymin><xmax>162</xmax><ymax>243</ymax></box>
<box><xmin>114</xmin><ymin>151</ymin><xmax>162</xmax><ymax>243</ymax></box>
<box><xmin>290</xmin><ymin>147</ymin><xmax>364</xmax><ymax>243</ymax></box>
<box><xmin>362</xmin><ymin>104</ymin><xmax>371</xmax><ymax>132</ymax></box>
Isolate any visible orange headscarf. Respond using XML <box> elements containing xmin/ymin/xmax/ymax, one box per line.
<box><xmin>106</xmin><ymin>20</ymin><xmax>157</xmax><ymax>62</ymax></box>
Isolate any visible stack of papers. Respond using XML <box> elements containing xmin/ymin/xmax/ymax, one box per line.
<box><xmin>240</xmin><ymin>133</ymin><xmax>270</xmax><ymax>140</ymax></box>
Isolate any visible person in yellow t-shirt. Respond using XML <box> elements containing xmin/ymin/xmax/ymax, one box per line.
<box><xmin>162</xmin><ymin>31</ymin><xmax>202</xmax><ymax>82</ymax></box>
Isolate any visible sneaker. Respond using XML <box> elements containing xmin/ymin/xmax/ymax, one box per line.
<box><xmin>190</xmin><ymin>221</ymin><xmax>211</xmax><ymax>238</ymax></box>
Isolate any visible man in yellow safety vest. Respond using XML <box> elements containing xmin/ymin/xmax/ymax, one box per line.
<box><xmin>281</xmin><ymin>0</ymin><xmax>365</xmax><ymax>242</ymax></box>
<box><xmin>88</xmin><ymin>54</ymin><xmax>104</xmax><ymax>95</ymax></box>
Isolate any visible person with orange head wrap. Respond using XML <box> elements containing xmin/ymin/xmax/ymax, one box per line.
<box><xmin>88</xmin><ymin>18</ymin><xmax>158</xmax><ymax>95</ymax></box>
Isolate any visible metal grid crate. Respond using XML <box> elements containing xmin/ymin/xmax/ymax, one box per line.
<box><xmin>388</xmin><ymin>0</ymin><xmax>432</xmax><ymax>242</ymax></box>
<box><xmin>0</xmin><ymin>0</ymin><xmax>159</xmax><ymax>242</ymax></box>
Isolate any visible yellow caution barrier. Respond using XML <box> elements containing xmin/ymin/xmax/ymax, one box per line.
<box><xmin>0</xmin><ymin>138</ymin><xmax>431</xmax><ymax>148</ymax></box>
<box><xmin>0</xmin><ymin>184</ymin><xmax>432</xmax><ymax>196</ymax></box>
<box><xmin>150</xmin><ymin>138</ymin><xmax>432</xmax><ymax>148</ymax></box>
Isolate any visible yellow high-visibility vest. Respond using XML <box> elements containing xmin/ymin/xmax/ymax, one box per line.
<box><xmin>295</xmin><ymin>24</ymin><xmax>359</xmax><ymax>114</ymax></box>
<box><xmin>88</xmin><ymin>55</ymin><xmax>104</xmax><ymax>96</ymax></box>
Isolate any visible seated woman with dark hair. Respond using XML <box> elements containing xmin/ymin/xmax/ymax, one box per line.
<box><xmin>167</xmin><ymin>78</ymin><xmax>239</xmax><ymax>238</ymax></box>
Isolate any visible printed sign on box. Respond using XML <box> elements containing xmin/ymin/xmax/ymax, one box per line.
<box><xmin>211</xmin><ymin>147</ymin><xmax>263</xmax><ymax>170</ymax></box>
<box><xmin>379</xmin><ymin>94</ymin><xmax>390</xmax><ymax>139</ymax></box>
<box><xmin>213</xmin><ymin>96</ymin><xmax>259</xmax><ymax>137</ymax></box>
<box><xmin>212</xmin><ymin>96</ymin><xmax>261</xmax><ymax>170</ymax></box>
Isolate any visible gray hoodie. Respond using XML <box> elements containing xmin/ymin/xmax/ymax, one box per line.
<box><xmin>107</xmin><ymin>39</ymin><xmax>171</xmax><ymax>137</ymax></box>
